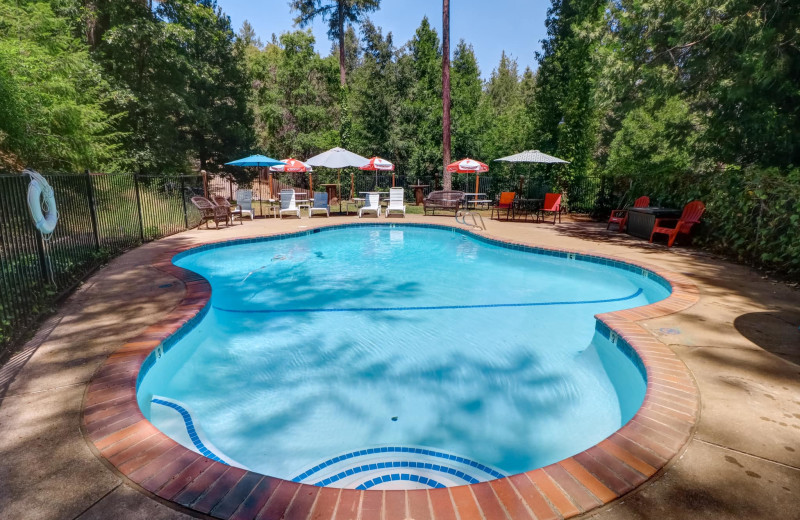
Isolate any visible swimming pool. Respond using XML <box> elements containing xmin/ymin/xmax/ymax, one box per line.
<box><xmin>136</xmin><ymin>225</ymin><xmax>670</xmax><ymax>490</ymax></box>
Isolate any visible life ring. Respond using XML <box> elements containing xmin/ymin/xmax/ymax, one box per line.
<box><xmin>25</xmin><ymin>169</ymin><xmax>58</xmax><ymax>235</ymax></box>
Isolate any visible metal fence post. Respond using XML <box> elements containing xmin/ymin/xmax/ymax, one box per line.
<box><xmin>85</xmin><ymin>170</ymin><xmax>101</xmax><ymax>251</ymax></box>
<box><xmin>133</xmin><ymin>173</ymin><xmax>145</xmax><ymax>242</ymax></box>
<box><xmin>180</xmin><ymin>176</ymin><xmax>189</xmax><ymax>229</ymax></box>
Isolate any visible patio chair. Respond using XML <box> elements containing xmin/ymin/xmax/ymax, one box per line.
<box><xmin>650</xmin><ymin>200</ymin><xmax>705</xmax><ymax>247</ymax></box>
<box><xmin>490</xmin><ymin>192</ymin><xmax>516</xmax><ymax>221</ymax></box>
<box><xmin>608</xmin><ymin>195</ymin><xmax>649</xmax><ymax>231</ymax></box>
<box><xmin>213</xmin><ymin>196</ymin><xmax>238</xmax><ymax>226</ymax></box>
<box><xmin>385</xmin><ymin>187</ymin><xmax>406</xmax><ymax>217</ymax></box>
<box><xmin>538</xmin><ymin>193</ymin><xmax>562</xmax><ymax>224</ymax></box>
<box><xmin>358</xmin><ymin>192</ymin><xmax>381</xmax><ymax>218</ymax></box>
<box><xmin>279</xmin><ymin>189</ymin><xmax>301</xmax><ymax>218</ymax></box>
<box><xmin>308</xmin><ymin>192</ymin><xmax>330</xmax><ymax>217</ymax></box>
<box><xmin>190</xmin><ymin>196</ymin><xmax>228</xmax><ymax>229</ymax></box>
<box><xmin>235</xmin><ymin>189</ymin><xmax>255</xmax><ymax>220</ymax></box>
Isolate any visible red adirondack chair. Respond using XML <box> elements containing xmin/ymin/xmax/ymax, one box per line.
<box><xmin>650</xmin><ymin>200</ymin><xmax>705</xmax><ymax>247</ymax></box>
<box><xmin>491</xmin><ymin>191</ymin><xmax>516</xmax><ymax>221</ymax></box>
<box><xmin>538</xmin><ymin>193</ymin><xmax>562</xmax><ymax>224</ymax></box>
<box><xmin>608</xmin><ymin>196</ymin><xmax>650</xmax><ymax>231</ymax></box>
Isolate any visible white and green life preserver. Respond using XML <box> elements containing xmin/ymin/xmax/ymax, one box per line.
<box><xmin>25</xmin><ymin>169</ymin><xmax>58</xmax><ymax>235</ymax></box>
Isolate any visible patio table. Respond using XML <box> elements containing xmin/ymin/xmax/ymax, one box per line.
<box><xmin>627</xmin><ymin>207</ymin><xmax>682</xmax><ymax>239</ymax></box>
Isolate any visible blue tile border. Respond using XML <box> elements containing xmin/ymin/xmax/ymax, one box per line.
<box><xmin>292</xmin><ymin>446</ymin><xmax>505</xmax><ymax>482</ymax></box>
<box><xmin>310</xmin><ymin>460</ymin><xmax>480</xmax><ymax>487</ymax></box>
<box><xmin>595</xmin><ymin>320</ymin><xmax>648</xmax><ymax>381</ymax></box>
<box><xmin>355</xmin><ymin>473</ymin><xmax>446</xmax><ymax>490</ymax></box>
<box><xmin>151</xmin><ymin>398</ymin><xmax>228</xmax><ymax>465</ymax></box>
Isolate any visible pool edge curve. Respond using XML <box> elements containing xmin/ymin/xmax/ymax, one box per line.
<box><xmin>82</xmin><ymin>222</ymin><xmax>700</xmax><ymax>519</ymax></box>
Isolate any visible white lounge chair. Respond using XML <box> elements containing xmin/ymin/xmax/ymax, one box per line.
<box><xmin>279</xmin><ymin>189</ymin><xmax>301</xmax><ymax>218</ymax></box>
<box><xmin>308</xmin><ymin>192</ymin><xmax>330</xmax><ymax>217</ymax></box>
<box><xmin>358</xmin><ymin>192</ymin><xmax>381</xmax><ymax>218</ymax></box>
<box><xmin>235</xmin><ymin>189</ymin><xmax>254</xmax><ymax>220</ymax></box>
<box><xmin>385</xmin><ymin>187</ymin><xmax>406</xmax><ymax>217</ymax></box>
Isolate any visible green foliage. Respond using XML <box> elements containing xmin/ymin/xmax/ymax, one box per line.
<box><xmin>95</xmin><ymin>0</ymin><xmax>254</xmax><ymax>174</ymax></box>
<box><xmin>701</xmin><ymin>167</ymin><xmax>800</xmax><ymax>275</ymax></box>
<box><xmin>248</xmin><ymin>29</ymin><xmax>339</xmax><ymax>158</ymax></box>
<box><xmin>0</xmin><ymin>0</ymin><xmax>114</xmax><ymax>171</ymax></box>
<box><xmin>586</xmin><ymin>0</ymin><xmax>800</xmax><ymax>276</ymax></box>
<box><xmin>291</xmin><ymin>0</ymin><xmax>380</xmax><ymax>85</ymax></box>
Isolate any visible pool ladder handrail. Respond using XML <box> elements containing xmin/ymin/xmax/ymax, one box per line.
<box><xmin>455</xmin><ymin>209</ymin><xmax>486</xmax><ymax>231</ymax></box>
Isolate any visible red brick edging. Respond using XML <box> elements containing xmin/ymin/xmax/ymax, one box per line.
<box><xmin>82</xmin><ymin>223</ymin><xmax>700</xmax><ymax>519</ymax></box>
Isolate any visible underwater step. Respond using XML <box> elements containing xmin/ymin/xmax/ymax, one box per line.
<box><xmin>291</xmin><ymin>445</ymin><xmax>506</xmax><ymax>490</ymax></box>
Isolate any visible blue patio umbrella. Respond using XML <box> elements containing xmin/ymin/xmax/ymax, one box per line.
<box><xmin>225</xmin><ymin>154</ymin><xmax>286</xmax><ymax>167</ymax></box>
<box><xmin>225</xmin><ymin>155</ymin><xmax>286</xmax><ymax>199</ymax></box>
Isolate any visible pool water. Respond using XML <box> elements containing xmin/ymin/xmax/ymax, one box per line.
<box><xmin>137</xmin><ymin>226</ymin><xmax>669</xmax><ymax>489</ymax></box>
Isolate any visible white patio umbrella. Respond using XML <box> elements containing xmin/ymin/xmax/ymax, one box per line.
<box><xmin>305</xmin><ymin>147</ymin><xmax>370</xmax><ymax>205</ymax></box>
<box><xmin>495</xmin><ymin>150</ymin><xmax>570</xmax><ymax>194</ymax></box>
<box><xmin>494</xmin><ymin>150</ymin><xmax>570</xmax><ymax>164</ymax></box>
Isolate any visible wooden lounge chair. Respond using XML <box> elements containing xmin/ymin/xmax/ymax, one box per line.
<box><xmin>358</xmin><ymin>192</ymin><xmax>381</xmax><ymax>218</ymax></box>
<box><xmin>490</xmin><ymin>192</ymin><xmax>516</xmax><ymax>221</ymax></box>
<box><xmin>191</xmin><ymin>196</ymin><xmax>228</xmax><ymax>228</ymax></box>
<box><xmin>538</xmin><ymin>193</ymin><xmax>562</xmax><ymax>224</ymax></box>
<box><xmin>385</xmin><ymin>187</ymin><xmax>406</xmax><ymax>217</ymax></box>
<box><xmin>608</xmin><ymin>195</ymin><xmax>649</xmax><ymax>231</ymax></box>
<box><xmin>308</xmin><ymin>192</ymin><xmax>330</xmax><ymax>217</ymax></box>
<box><xmin>650</xmin><ymin>200</ymin><xmax>705</xmax><ymax>247</ymax></box>
<box><xmin>213</xmin><ymin>196</ymin><xmax>239</xmax><ymax>225</ymax></box>
<box><xmin>279</xmin><ymin>189</ymin><xmax>301</xmax><ymax>218</ymax></box>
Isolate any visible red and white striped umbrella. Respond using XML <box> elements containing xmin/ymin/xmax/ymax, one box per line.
<box><xmin>446</xmin><ymin>158</ymin><xmax>489</xmax><ymax>195</ymax></box>
<box><xmin>359</xmin><ymin>157</ymin><xmax>395</xmax><ymax>171</ymax></box>
<box><xmin>359</xmin><ymin>157</ymin><xmax>395</xmax><ymax>191</ymax></box>
<box><xmin>446</xmin><ymin>158</ymin><xmax>488</xmax><ymax>173</ymax></box>
<box><xmin>269</xmin><ymin>158</ymin><xmax>313</xmax><ymax>173</ymax></box>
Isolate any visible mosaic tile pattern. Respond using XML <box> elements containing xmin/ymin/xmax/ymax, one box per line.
<box><xmin>83</xmin><ymin>222</ymin><xmax>701</xmax><ymax>519</ymax></box>
<box><xmin>151</xmin><ymin>398</ymin><xmax>228</xmax><ymax>465</ymax></box>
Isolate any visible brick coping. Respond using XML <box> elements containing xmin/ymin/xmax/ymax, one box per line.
<box><xmin>82</xmin><ymin>222</ymin><xmax>700</xmax><ymax>520</ymax></box>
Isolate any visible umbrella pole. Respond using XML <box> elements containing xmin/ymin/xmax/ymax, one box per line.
<box><xmin>475</xmin><ymin>175</ymin><xmax>480</xmax><ymax>197</ymax></box>
<box><xmin>392</xmin><ymin>173</ymin><xmax>395</xmax><ymax>187</ymax></box>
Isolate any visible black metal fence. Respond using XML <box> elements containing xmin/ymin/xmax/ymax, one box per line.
<box><xmin>0</xmin><ymin>172</ymin><xmax>203</xmax><ymax>357</ymax></box>
<box><xmin>207</xmin><ymin>171</ymin><xmax>607</xmax><ymax>215</ymax></box>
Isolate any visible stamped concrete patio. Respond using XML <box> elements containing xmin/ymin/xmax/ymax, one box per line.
<box><xmin>0</xmin><ymin>214</ymin><xmax>797</xmax><ymax>519</ymax></box>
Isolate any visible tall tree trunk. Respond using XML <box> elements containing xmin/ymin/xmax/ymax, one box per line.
<box><xmin>338</xmin><ymin>1</ymin><xmax>346</xmax><ymax>86</ymax></box>
<box><xmin>442</xmin><ymin>0</ymin><xmax>452</xmax><ymax>190</ymax></box>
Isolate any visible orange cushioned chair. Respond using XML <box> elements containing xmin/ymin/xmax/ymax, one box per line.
<box><xmin>650</xmin><ymin>200</ymin><xmax>705</xmax><ymax>247</ymax></box>
<box><xmin>608</xmin><ymin>195</ymin><xmax>650</xmax><ymax>231</ymax></box>
<box><xmin>538</xmin><ymin>193</ymin><xmax>562</xmax><ymax>224</ymax></box>
<box><xmin>491</xmin><ymin>191</ymin><xmax>516</xmax><ymax>221</ymax></box>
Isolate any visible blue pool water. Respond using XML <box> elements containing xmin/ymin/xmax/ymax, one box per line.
<box><xmin>137</xmin><ymin>226</ymin><xmax>669</xmax><ymax>489</ymax></box>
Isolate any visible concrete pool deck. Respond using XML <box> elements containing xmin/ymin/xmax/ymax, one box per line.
<box><xmin>1</xmin><ymin>214</ymin><xmax>798</xmax><ymax>519</ymax></box>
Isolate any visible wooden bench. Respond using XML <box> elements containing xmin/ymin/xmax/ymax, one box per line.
<box><xmin>423</xmin><ymin>190</ymin><xmax>465</xmax><ymax>215</ymax></box>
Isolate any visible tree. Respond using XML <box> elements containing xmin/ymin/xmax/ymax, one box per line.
<box><xmin>92</xmin><ymin>0</ymin><xmax>254</xmax><ymax>173</ymax></box>
<box><xmin>399</xmin><ymin>17</ymin><xmax>443</xmax><ymax>180</ymax></box>
<box><xmin>450</xmin><ymin>41</ymin><xmax>482</xmax><ymax>161</ymax></box>
<box><xmin>247</xmin><ymin>30</ymin><xmax>339</xmax><ymax>159</ymax></box>
<box><xmin>290</xmin><ymin>0</ymin><xmax>380</xmax><ymax>87</ymax></box>
<box><xmin>349</xmin><ymin>20</ymin><xmax>396</xmax><ymax>158</ymax></box>
<box><xmin>529</xmin><ymin>0</ymin><xmax>605</xmax><ymax>184</ymax></box>
<box><xmin>0</xmin><ymin>0</ymin><xmax>113</xmax><ymax>171</ymax></box>
<box><xmin>442</xmin><ymin>0</ymin><xmax>451</xmax><ymax>189</ymax></box>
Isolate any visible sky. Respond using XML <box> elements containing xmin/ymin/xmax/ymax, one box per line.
<box><xmin>216</xmin><ymin>0</ymin><xmax>552</xmax><ymax>79</ymax></box>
